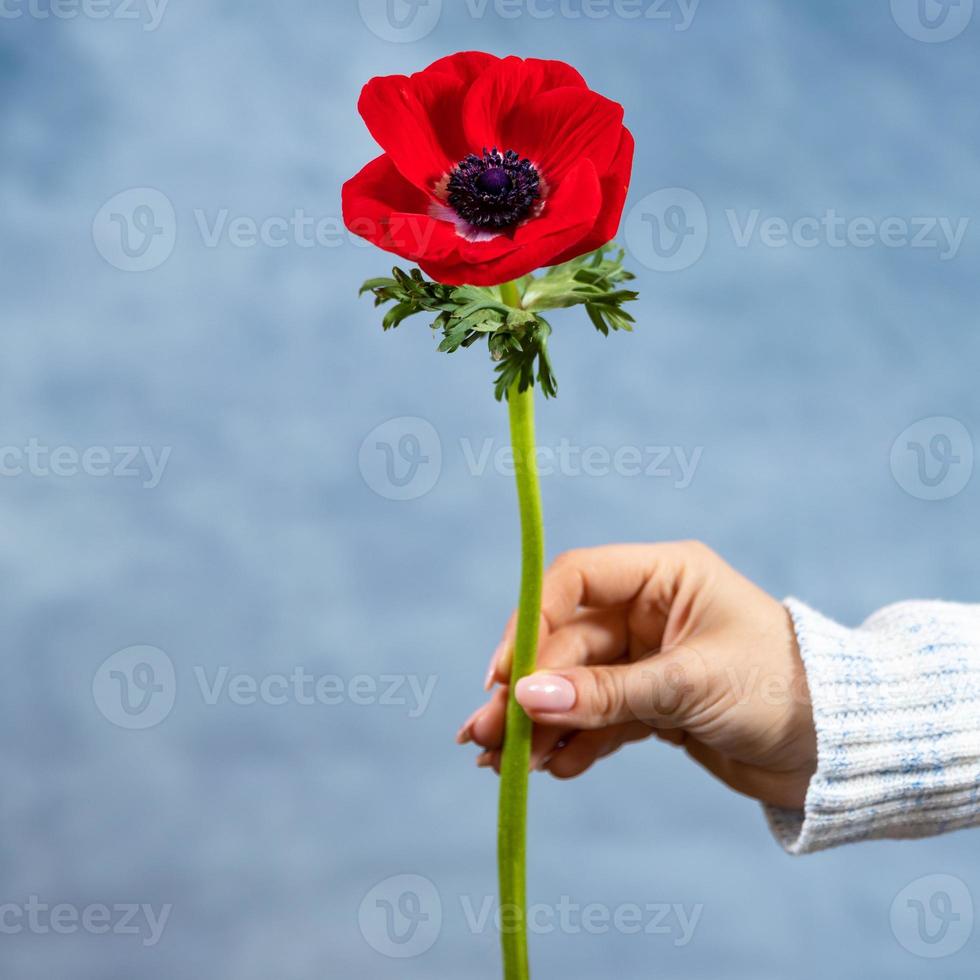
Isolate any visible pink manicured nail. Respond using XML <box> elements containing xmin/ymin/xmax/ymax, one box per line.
<box><xmin>515</xmin><ymin>674</ymin><xmax>576</xmax><ymax>713</ymax></box>
<box><xmin>484</xmin><ymin>641</ymin><xmax>507</xmax><ymax>690</ymax></box>
<box><xmin>456</xmin><ymin>704</ymin><xmax>485</xmax><ymax>744</ymax></box>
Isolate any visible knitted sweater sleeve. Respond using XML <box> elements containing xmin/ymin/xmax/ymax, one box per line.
<box><xmin>765</xmin><ymin>598</ymin><xmax>980</xmax><ymax>855</ymax></box>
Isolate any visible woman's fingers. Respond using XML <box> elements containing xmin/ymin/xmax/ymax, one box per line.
<box><xmin>485</xmin><ymin>543</ymin><xmax>691</xmax><ymax>688</ymax></box>
<box><xmin>457</xmin><ymin>685</ymin><xmax>508</xmax><ymax>748</ymax></box>
<box><xmin>462</xmin><ymin>610</ymin><xmax>629</xmax><ymax>750</ymax></box>
<box><xmin>472</xmin><ymin>718</ymin><xmax>578</xmax><ymax>772</ymax></box>
<box><xmin>485</xmin><ymin>610</ymin><xmax>518</xmax><ymax>690</ymax></box>
<box><xmin>478</xmin><ymin>722</ymin><xmax>663</xmax><ymax>779</ymax></box>
<box><xmin>514</xmin><ymin>643</ymin><xmax>711</xmax><ymax>731</ymax></box>
<box><xmin>536</xmin><ymin>608</ymin><xmax>629</xmax><ymax>674</ymax></box>
<box><xmin>542</xmin><ymin>722</ymin><xmax>653</xmax><ymax>778</ymax></box>
<box><xmin>528</xmin><ymin>721</ymin><xmax>572</xmax><ymax>772</ymax></box>
<box><xmin>524</xmin><ymin>610</ymin><xmax>628</xmax><ymax>767</ymax></box>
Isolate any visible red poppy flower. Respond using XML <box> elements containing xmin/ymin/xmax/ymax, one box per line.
<box><xmin>342</xmin><ymin>52</ymin><xmax>634</xmax><ymax>287</ymax></box>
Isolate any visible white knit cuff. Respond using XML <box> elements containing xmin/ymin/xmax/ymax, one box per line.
<box><xmin>765</xmin><ymin>598</ymin><xmax>980</xmax><ymax>855</ymax></box>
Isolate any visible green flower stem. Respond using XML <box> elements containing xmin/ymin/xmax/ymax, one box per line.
<box><xmin>497</xmin><ymin>278</ymin><xmax>544</xmax><ymax>980</ymax></box>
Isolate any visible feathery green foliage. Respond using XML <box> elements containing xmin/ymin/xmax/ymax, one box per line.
<box><xmin>359</xmin><ymin>244</ymin><xmax>638</xmax><ymax>400</ymax></box>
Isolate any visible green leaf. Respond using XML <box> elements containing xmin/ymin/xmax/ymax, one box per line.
<box><xmin>357</xmin><ymin>243</ymin><xmax>640</xmax><ymax>400</ymax></box>
<box><xmin>520</xmin><ymin>244</ymin><xmax>639</xmax><ymax>336</ymax></box>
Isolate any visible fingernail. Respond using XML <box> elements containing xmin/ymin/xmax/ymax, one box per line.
<box><xmin>456</xmin><ymin>705</ymin><xmax>485</xmax><ymax>744</ymax></box>
<box><xmin>484</xmin><ymin>642</ymin><xmax>506</xmax><ymax>690</ymax></box>
<box><xmin>476</xmin><ymin>751</ymin><xmax>494</xmax><ymax>768</ymax></box>
<box><xmin>515</xmin><ymin>674</ymin><xmax>576</xmax><ymax>713</ymax></box>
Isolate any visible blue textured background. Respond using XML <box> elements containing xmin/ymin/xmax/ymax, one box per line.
<box><xmin>1</xmin><ymin>1</ymin><xmax>978</xmax><ymax>977</ymax></box>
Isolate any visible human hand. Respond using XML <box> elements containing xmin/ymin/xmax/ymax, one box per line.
<box><xmin>457</xmin><ymin>542</ymin><xmax>817</xmax><ymax>809</ymax></box>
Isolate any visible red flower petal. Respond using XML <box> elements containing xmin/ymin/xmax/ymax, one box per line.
<box><xmin>342</xmin><ymin>154</ymin><xmax>457</xmax><ymax>262</ymax></box>
<box><xmin>521</xmin><ymin>56</ymin><xmax>588</xmax><ymax>91</ymax></box>
<box><xmin>394</xmin><ymin>52</ymin><xmax>504</xmax><ymax>165</ymax></box>
<box><xmin>420</xmin><ymin>50</ymin><xmax>500</xmax><ymax>85</ymax></box>
<box><xmin>358</xmin><ymin>71</ymin><xmax>461</xmax><ymax>193</ymax></box>
<box><xmin>462</xmin><ymin>56</ymin><xmax>589</xmax><ymax>153</ymax></box>
<box><xmin>548</xmin><ymin>126</ymin><xmax>635</xmax><ymax>264</ymax></box>
<box><xmin>497</xmin><ymin>86</ymin><xmax>624</xmax><ymax>183</ymax></box>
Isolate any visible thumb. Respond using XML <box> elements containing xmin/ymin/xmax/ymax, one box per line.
<box><xmin>514</xmin><ymin>647</ymin><xmax>709</xmax><ymax>730</ymax></box>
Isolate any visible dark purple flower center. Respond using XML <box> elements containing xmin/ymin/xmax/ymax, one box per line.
<box><xmin>447</xmin><ymin>148</ymin><xmax>540</xmax><ymax>230</ymax></box>
<box><xmin>476</xmin><ymin>167</ymin><xmax>511</xmax><ymax>195</ymax></box>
